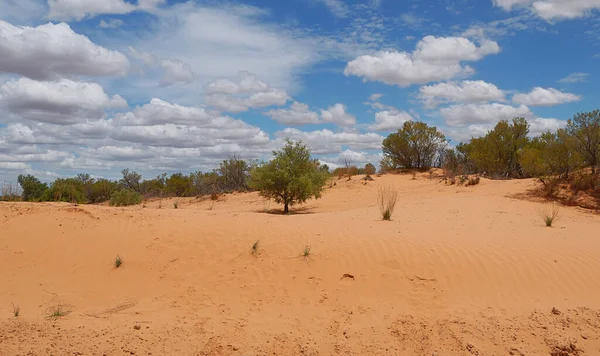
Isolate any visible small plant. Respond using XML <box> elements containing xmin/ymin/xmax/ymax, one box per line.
<box><xmin>411</xmin><ymin>172</ymin><xmax>416</xmax><ymax>180</ymax></box>
<box><xmin>378</xmin><ymin>185</ymin><xmax>399</xmax><ymax>221</ymax></box>
<box><xmin>251</xmin><ymin>240</ymin><xmax>260</xmax><ymax>255</ymax></box>
<box><xmin>457</xmin><ymin>175</ymin><xmax>468</xmax><ymax>186</ymax></box>
<box><xmin>173</xmin><ymin>201</ymin><xmax>179</xmax><ymax>209</ymax></box>
<box><xmin>542</xmin><ymin>203</ymin><xmax>560</xmax><ymax>227</ymax></box>
<box><xmin>302</xmin><ymin>245</ymin><xmax>311</xmax><ymax>258</ymax></box>
<box><xmin>158</xmin><ymin>201</ymin><xmax>162</xmax><ymax>209</ymax></box>
<box><xmin>210</xmin><ymin>193</ymin><xmax>219</xmax><ymax>201</ymax></box>
<box><xmin>12</xmin><ymin>303</ymin><xmax>20</xmax><ymax>317</ymax></box>
<box><xmin>46</xmin><ymin>305</ymin><xmax>71</xmax><ymax>319</ymax></box>
<box><xmin>114</xmin><ymin>255</ymin><xmax>123</xmax><ymax>268</ymax></box>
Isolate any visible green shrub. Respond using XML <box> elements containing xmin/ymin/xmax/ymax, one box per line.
<box><xmin>110</xmin><ymin>189</ymin><xmax>143</xmax><ymax>206</ymax></box>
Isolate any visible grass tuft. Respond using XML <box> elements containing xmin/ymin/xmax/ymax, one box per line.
<box><xmin>12</xmin><ymin>303</ymin><xmax>20</xmax><ymax>317</ymax></box>
<box><xmin>302</xmin><ymin>245</ymin><xmax>311</xmax><ymax>258</ymax></box>
<box><xmin>251</xmin><ymin>240</ymin><xmax>260</xmax><ymax>256</ymax></box>
<box><xmin>173</xmin><ymin>201</ymin><xmax>179</xmax><ymax>209</ymax></box>
<box><xmin>542</xmin><ymin>203</ymin><xmax>560</xmax><ymax>227</ymax></box>
<box><xmin>378</xmin><ymin>185</ymin><xmax>399</xmax><ymax>221</ymax></box>
<box><xmin>115</xmin><ymin>254</ymin><xmax>123</xmax><ymax>268</ymax></box>
<box><xmin>46</xmin><ymin>305</ymin><xmax>71</xmax><ymax>319</ymax></box>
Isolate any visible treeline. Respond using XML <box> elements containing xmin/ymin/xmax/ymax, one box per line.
<box><xmin>381</xmin><ymin>110</ymin><xmax>600</xmax><ymax>202</ymax></box>
<box><xmin>15</xmin><ymin>156</ymin><xmax>256</xmax><ymax>205</ymax></box>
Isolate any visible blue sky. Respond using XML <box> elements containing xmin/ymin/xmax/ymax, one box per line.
<box><xmin>0</xmin><ymin>0</ymin><xmax>599</xmax><ymax>181</ymax></box>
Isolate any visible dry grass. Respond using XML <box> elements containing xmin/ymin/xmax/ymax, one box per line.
<box><xmin>378</xmin><ymin>185</ymin><xmax>399</xmax><ymax>221</ymax></box>
<box><xmin>251</xmin><ymin>240</ymin><xmax>260</xmax><ymax>256</ymax></box>
<box><xmin>542</xmin><ymin>203</ymin><xmax>560</xmax><ymax>227</ymax></box>
<box><xmin>12</xmin><ymin>303</ymin><xmax>20</xmax><ymax>317</ymax></box>
<box><xmin>45</xmin><ymin>305</ymin><xmax>71</xmax><ymax>319</ymax></box>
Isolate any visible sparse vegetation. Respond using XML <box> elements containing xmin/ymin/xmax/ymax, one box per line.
<box><xmin>302</xmin><ymin>245</ymin><xmax>311</xmax><ymax>258</ymax></box>
<box><xmin>110</xmin><ymin>189</ymin><xmax>143</xmax><ymax>207</ymax></box>
<box><xmin>46</xmin><ymin>305</ymin><xmax>71</xmax><ymax>319</ymax></box>
<box><xmin>378</xmin><ymin>185</ymin><xmax>399</xmax><ymax>221</ymax></box>
<box><xmin>542</xmin><ymin>203</ymin><xmax>560</xmax><ymax>227</ymax></box>
<box><xmin>382</xmin><ymin>121</ymin><xmax>447</xmax><ymax>170</ymax></box>
<box><xmin>173</xmin><ymin>200</ymin><xmax>179</xmax><ymax>209</ymax></box>
<box><xmin>12</xmin><ymin>303</ymin><xmax>20</xmax><ymax>317</ymax></box>
<box><xmin>466</xmin><ymin>176</ymin><xmax>480</xmax><ymax>186</ymax></box>
<box><xmin>251</xmin><ymin>240</ymin><xmax>260</xmax><ymax>255</ymax></box>
<box><xmin>115</xmin><ymin>255</ymin><xmax>123</xmax><ymax>268</ymax></box>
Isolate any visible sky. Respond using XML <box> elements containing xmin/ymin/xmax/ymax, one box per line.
<box><xmin>0</xmin><ymin>0</ymin><xmax>599</xmax><ymax>182</ymax></box>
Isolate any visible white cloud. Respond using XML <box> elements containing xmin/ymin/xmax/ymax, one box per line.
<box><xmin>0</xmin><ymin>161</ymin><xmax>30</xmax><ymax>170</ymax></box>
<box><xmin>0</xmin><ymin>21</ymin><xmax>130</xmax><ymax>80</ymax></box>
<box><xmin>276</xmin><ymin>128</ymin><xmax>384</xmax><ymax>154</ymax></box>
<box><xmin>205</xmin><ymin>89</ymin><xmax>289</xmax><ymax>113</ymax></box>
<box><xmin>159</xmin><ymin>58</ymin><xmax>195</xmax><ymax>87</ymax></box>
<box><xmin>204</xmin><ymin>72</ymin><xmax>269</xmax><ymax>95</ymax></box>
<box><xmin>344</xmin><ymin>36</ymin><xmax>500</xmax><ymax>87</ymax></box>
<box><xmin>0</xmin><ymin>78</ymin><xmax>127</xmax><ymax>125</ymax></box>
<box><xmin>558</xmin><ymin>72</ymin><xmax>590</xmax><ymax>83</ymax></box>
<box><xmin>419</xmin><ymin>80</ymin><xmax>506</xmax><ymax>107</ymax></box>
<box><xmin>48</xmin><ymin>0</ymin><xmax>136</xmax><ymax>20</ymax></box>
<box><xmin>112</xmin><ymin>98</ymin><xmax>212</xmax><ymax>126</ymax></box>
<box><xmin>99</xmin><ymin>19</ymin><xmax>124</xmax><ymax>28</ymax></box>
<box><xmin>493</xmin><ymin>0</ymin><xmax>600</xmax><ymax>20</ymax></box>
<box><xmin>368</xmin><ymin>110</ymin><xmax>413</xmax><ymax>131</ymax></box>
<box><xmin>368</xmin><ymin>93</ymin><xmax>384</xmax><ymax>101</ymax></box>
<box><xmin>512</xmin><ymin>87</ymin><xmax>581</xmax><ymax>106</ymax></box>
<box><xmin>315</xmin><ymin>0</ymin><xmax>350</xmax><ymax>18</ymax></box>
<box><xmin>441</xmin><ymin>103</ymin><xmax>533</xmax><ymax>127</ymax></box>
<box><xmin>320</xmin><ymin>103</ymin><xmax>356</xmax><ymax>127</ymax></box>
<box><xmin>264</xmin><ymin>102</ymin><xmax>320</xmax><ymax>125</ymax></box>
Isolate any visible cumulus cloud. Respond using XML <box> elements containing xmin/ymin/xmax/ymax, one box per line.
<box><xmin>440</xmin><ymin>103</ymin><xmax>533</xmax><ymax>127</ymax></box>
<box><xmin>368</xmin><ymin>93</ymin><xmax>384</xmax><ymax>101</ymax></box>
<box><xmin>112</xmin><ymin>98</ymin><xmax>212</xmax><ymax>126</ymax></box>
<box><xmin>276</xmin><ymin>128</ymin><xmax>384</xmax><ymax>154</ymax></box>
<box><xmin>0</xmin><ymin>78</ymin><xmax>127</xmax><ymax>125</ymax></box>
<box><xmin>344</xmin><ymin>36</ymin><xmax>500</xmax><ymax>87</ymax></box>
<box><xmin>128</xmin><ymin>47</ymin><xmax>195</xmax><ymax>87</ymax></box>
<box><xmin>512</xmin><ymin>87</ymin><xmax>581</xmax><ymax>106</ymax></box>
<box><xmin>493</xmin><ymin>0</ymin><xmax>600</xmax><ymax>20</ymax></box>
<box><xmin>204</xmin><ymin>72</ymin><xmax>269</xmax><ymax>95</ymax></box>
<box><xmin>0</xmin><ymin>21</ymin><xmax>129</xmax><ymax>80</ymax></box>
<box><xmin>367</xmin><ymin>110</ymin><xmax>413</xmax><ymax>131</ymax></box>
<box><xmin>320</xmin><ymin>104</ymin><xmax>356</xmax><ymax>127</ymax></box>
<box><xmin>264</xmin><ymin>102</ymin><xmax>320</xmax><ymax>125</ymax></box>
<box><xmin>202</xmin><ymin>72</ymin><xmax>289</xmax><ymax>113</ymax></box>
<box><xmin>419</xmin><ymin>80</ymin><xmax>506</xmax><ymax>107</ymax></box>
<box><xmin>159</xmin><ymin>58</ymin><xmax>195</xmax><ymax>87</ymax></box>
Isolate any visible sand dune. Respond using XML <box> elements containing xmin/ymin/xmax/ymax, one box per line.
<box><xmin>1</xmin><ymin>174</ymin><xmax>599</xmax><ymax>355</ymax></box>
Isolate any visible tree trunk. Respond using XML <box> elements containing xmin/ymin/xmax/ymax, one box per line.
<box><xmin>284</xmin><ymin>202</ymin><xmax>289</xmax><ymax>214</ymax></box>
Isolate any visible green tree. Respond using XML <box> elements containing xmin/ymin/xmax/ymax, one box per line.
<box><xmin>17</xmin><ymin>174</ymin><xmax>48</xmax><ymax>201</ymax></box>
<box><xmin>464</xmin><ymin>118</ymin><xmax>530</xmax><ymax>177</ymax></box>
<box><xmin>165</xmin><ymin>173</ymin><xmax>193</xmax><ymax>197</ymax></box>
<box><xmin>567</xmin><ymin>110</ymin><xmax>600</xmax><ymax>174</ymax></box>
<box><xmin>119</xmin><ymin>169</ymin><xmax>142</xmax><ymax>192</ymax></box>
<box><xmin>216</xmin><ymin>155</ymin><xmax>249</xmax><ymax>192</ymax></box>
<box><xmin>364</xmin><ymin>163</ymin><xmax>376</xmax><ymax>175</ymax></box>
<box><xmin>382</xmin><ymin>121</ymin><xmax>447</xmax><ymax>170</ymax></box>
<box><xmin>249</xmin><ymin>140</ymin><xmax>329</xmax><ymax>213</ymax></box>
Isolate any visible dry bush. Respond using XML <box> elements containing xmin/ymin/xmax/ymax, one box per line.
<box><xmin>378</xmin><ymin>185</ymin><xmax>399</xmax><ymax>221</ymax></box>
<box><xmin>210</xmin><ymin>192</ymin><xmax>219</xmax><ymax>201</ymax></box>
<box><xmin>466</xmin><ymin>176</ymin><xmax>480</xmax><ymax>186</ymax></box>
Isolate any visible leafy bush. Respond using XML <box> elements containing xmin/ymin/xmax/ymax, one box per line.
<box><xmin>17</xmin><ymin>174</ymin><xmax>48</xmax><ymax>201</ymax></box>
<box><xmin>110</xmin><ymin>189</ymin><xmax>143</xmax><ymax>206</ymax></box>
<box><xmin>250</xmin><ymin>140</ymin><xmax>329</xmax><ymax>213</ymax></box>
<box><xmin>382</xmin><ymin>121</ymin><xmax>447</xmax><ymax>170</ymax></box>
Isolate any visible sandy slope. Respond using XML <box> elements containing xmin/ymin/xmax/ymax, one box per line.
<box><xmin>1</xmin><ymin>174</ymin><xmax>599</xmax><ymax>355</ymax></box>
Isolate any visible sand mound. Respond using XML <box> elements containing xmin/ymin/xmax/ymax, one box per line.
<box><xmin>2</xmin><ymin>174</ymin><xmax>600</xmax><ymax>355</ymax></box>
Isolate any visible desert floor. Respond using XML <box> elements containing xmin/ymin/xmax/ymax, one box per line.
<box><xmin>1</xmin><ymin>174</ymin><xmax>600</xmax><ymax>355</ymax></box>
